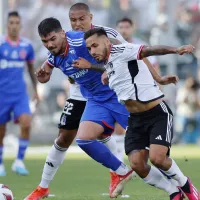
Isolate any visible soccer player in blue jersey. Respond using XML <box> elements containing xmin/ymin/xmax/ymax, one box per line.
<box><xmin>0</xmin><ymin>11</ymin><xmax>39</xmax><ymax>176</ymax></box>
<box><xmin>24</xmin><ymin>17</ymin><xmax>134</xmax><ymax>200</ymax></box>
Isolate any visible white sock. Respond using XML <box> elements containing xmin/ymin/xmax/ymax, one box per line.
<box><xmin>143</xmin><ymin>166</ymin><xmax>179</xmax><ymax>195</ymax></box>
<box><xmin>99</xmin><ymin>136</ymin><xmax>118</xmax><ymax>172</ymax></box>
<box><xmin>113</xmin><ymin>134</ymin><xmax>125</xmax><ymax>162</ymax></box>
<box><xmin>162</xmin><ymin>158</ymin><xmax>187</xmax><ymax>187</ymax></box>
<box><xmin>115</xmin><ymin>163</ymin><xmax>130</xmax><ymax>175</ymax></box>
<box><xmin>39</xmin><ymin>142</ymin><xmax>67</xmax><ymax>188</ymax></box>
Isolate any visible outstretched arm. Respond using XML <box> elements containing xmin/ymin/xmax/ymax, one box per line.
<box><xmin>139</xmin><ymin>45</ymin><xmax>195</xmax><ymax>59</ymax></box>
<box><xmin>143</xmin><ymin>58</ymin><xmax>178</xmax><ymax>85</ymax></box>
<box><xmin>72</xmin><ymin>58</ymin><xmax>105</xmax><ymax>73</ymax></box>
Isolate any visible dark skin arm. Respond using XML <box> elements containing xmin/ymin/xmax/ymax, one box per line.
<box><xmin>139</xmin><ymin>44</ymin><xmax>195</xmax><ymax>59</ymax></box>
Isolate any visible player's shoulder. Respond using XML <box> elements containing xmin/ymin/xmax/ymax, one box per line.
<box><xmin>111</xmin><ymin>43</ymin><xmax>131</xmax><ymax>54</ymax></box>
<box><xmin>19</xmin><ymin>37</ymin><xmax>33</xmax><ymax>47</ymax></box>
<box><xmin>66</xmin><ymin>31</ymin><xmax>84</xmax><ymax>40</ymax></box>
<box><xmin>93</xmin><ymin>24</ymin><xmax>118</xmax><ymax>38</ymax></box>
<box><xmin>0</xmin><ymin>35</ymin><xmax>7</xmax><ymax>45</ymax></box>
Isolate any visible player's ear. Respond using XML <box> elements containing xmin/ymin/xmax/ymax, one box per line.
<box><xmin>89</xmin><ymin>14</ymin><xmax>93</xmax><ymax>21</ymax></box>
<box><xmin>61</xmin><ymin>30</ymin><xmax>66</xmax><ymax>38</ymax></box>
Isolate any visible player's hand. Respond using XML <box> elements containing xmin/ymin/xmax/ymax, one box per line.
<box><xmin>72</xmin><ymin>57</ymin><xmax>92</xmax><ymax>69</ymax></box>
<box><xmin>101</xmin><ymin>71</ymin><xmax>109</xmax><ymax>85</ymax></box>
<box><xmin>176</xmin><ymin>45</ymin><xmax>195</xmax><ymax>55</ymax></box>
<box><xmin>68</xmin><ymin>77</ymin><xmax>75</xmax><ymax>84</ymax></box>
<box><xmin>35</xmin><ymin>67</ymin><xmax>51</xmax><ymax>83</ymax></box>
<box><xmin>159</xmin><ymin>75</ymin><xmax>179</xmax><ymax>85</ymax></box>
<box><xmin>33</xmin><ymin>91</ymin><xmax>40</xmax><ymax>106</ymax></box>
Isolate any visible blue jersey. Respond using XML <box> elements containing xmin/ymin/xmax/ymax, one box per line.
<box><xmin>47</xmin><ymin>31</ymin><xmax>116</xmax><ymax>102</ymax></box>
<box><xmin>0</xmin><ymin>36</ymin><xmax>35</xmax><ymax>94</ymax></box>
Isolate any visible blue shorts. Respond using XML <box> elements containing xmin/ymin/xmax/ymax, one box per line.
<box><xmin>80</xmin><ymin>98</ymin><xmax>129</xmax><ymax>134</ymax></box>
<box><xmin>0</xmin><ymin>92</ymin><xmax>31</xmax><ymax>124</ymax></box>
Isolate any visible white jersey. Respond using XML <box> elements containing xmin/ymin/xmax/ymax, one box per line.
<box><xmin>105</xmin><ymin>43</ymin><xmax>164</xmax><ymax>104</ymax></box>
<box><xmin>69</xmin><ymin>25</ymin><xmax>127</xmax><ymax>101</ymax></box>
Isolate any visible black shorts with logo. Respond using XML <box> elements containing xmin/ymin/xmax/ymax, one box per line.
<box><xmin>125</xmin><ymin>101</ymin><xmax>173</xmax><ymax>156</ymax></box>
<box><xmin>58</xmin><ymin>99</ymin><xmax>86</xmax><ymax>130</ymax></box>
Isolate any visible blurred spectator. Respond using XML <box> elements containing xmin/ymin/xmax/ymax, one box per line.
<box><xmin>175</xmin><ymin>77</ymin><xmax>200</xmax><ymax>143</ymax></box>
<box><xmin>116</xmin><ymin>17</ymin><xmax>160</xmax><ymax>71</ymax></box>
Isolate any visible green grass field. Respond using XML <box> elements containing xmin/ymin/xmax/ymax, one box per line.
<box><xmin>1</xmin><ymin>146</ymin><xmax>200</xmax><ymax>200</ymax></box>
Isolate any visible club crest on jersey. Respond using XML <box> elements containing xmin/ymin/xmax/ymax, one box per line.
<box><xmin>107</xmin><ymin>62</ymin><xmax>113</xmax><ymax>68</ymax></box>
<box><xmin>19</xmin><ymin>49</ymin><xmax>27</xmax><ymax>59</ymax></box>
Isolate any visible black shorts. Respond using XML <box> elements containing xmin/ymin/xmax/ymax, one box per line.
<box><xmin>58</xmin><ymin>99</ymin><xmax>86</xmax><ymax>130</ymax></box>
<box><xmin>125</xmin><ymin>101</ymin><xmax>173</xmax><ymax>155</ymax></box>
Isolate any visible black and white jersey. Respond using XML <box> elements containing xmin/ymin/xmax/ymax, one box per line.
<box><xmin>93</xmin><ymin>24</ymin><xmax>127</xmax><ymax>44</ymax></box>
<box><xmin>69</xmin><ymin>25</ymin><xmax>127</xmax><ymax>101</ymax></box>
<box><xmin>105</xmin><ymin>43</ymin><xmax>164</xmax><ymax>104</ymax></box>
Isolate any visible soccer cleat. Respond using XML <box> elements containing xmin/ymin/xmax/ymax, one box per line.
<box><xmin>0</xmin><ymin>164</ymin><xmax>6</xmax><ymax>176</ymax></box>
<box><xmin>109</xmin><ymin>169</ymin><xmax>135</xmax><ymax>198</ymax></box>
<box><xmin>11</xmin><ymin>160</ymin><xmax>29</xmax><ymax>176</ymax></box>
<box><xmin>24</xmin><ymin>186</ymin><xmax>49</xmax><ymax>200</ymax></box>
<box><xmin>170</xmin><ymin>189</ymin><xmax>185</xmax><ymax>200</ymax></box>
<box><xmin>181</xmin><ymin>178</ymin><xmax>200</xmax><ymax>200</ymax></box>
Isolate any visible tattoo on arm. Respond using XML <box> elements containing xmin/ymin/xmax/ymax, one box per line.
<box><xmin>140</xmin><ymin>45</ymin><xmax>177</xmax><ymax>59</ymax></box>
<box><xmin>91</xmin><ymin>64</ymin><xmax>106</xmax><ymax>73</ymax></box>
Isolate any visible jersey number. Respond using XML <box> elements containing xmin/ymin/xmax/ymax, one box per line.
<box><xmin>63</xmin><ymin>102</ymin><xmax>74</xmax><ymax>115</ymax></box>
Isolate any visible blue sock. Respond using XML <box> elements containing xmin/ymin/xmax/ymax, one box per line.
<box><xmin>17</xmin><ymin>138</ymin><xmax>30</xmax><ymax>160</ymax></box>
<box><xmin>76</xmin><ymin>139</ymin><xmax>121</xmax><ymax>171</ymax></box>
<box><xmin>0</xmin><ymin>146</ymin><xmax>3</xmax><ymax>164</ymax></box>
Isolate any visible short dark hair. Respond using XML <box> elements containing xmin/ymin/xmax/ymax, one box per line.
<box><xmin>38</xmin><ymin>17</ymin><xmax>62</xmax><ymax>37</ymax></box>
<box><xmin>116</xmin><ymin>17</ymin><xmax>133</xmax><ymax>26</ymax></box>
<box><xmin>84</xmin><ymin>28</ymin><xmax>108</xmax><ymax>40</ymax></box>
<box><xmin>8</xmin><ymin>11</ymin><xmax>20</xmax><ymax>19</ymax></box>
<box><xmin>69</xmin><ymin>3</ymin><xmax>90</xmax><ymax>13</ymax></box>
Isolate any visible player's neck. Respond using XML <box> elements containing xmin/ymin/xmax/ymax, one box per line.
<box><xmin>60</xmin><ymin>39</ymin><xmax>69</xmax><ymax>56</ymax></box>
<box><xmin>127</xmin><ymin>37</ymin><xmax>132</xmax><ymax>43</ymax></box>
<box><xmin>7</xmin><ymin>34</ymin><xmax>19</xmax><ymax>42</ymax></box>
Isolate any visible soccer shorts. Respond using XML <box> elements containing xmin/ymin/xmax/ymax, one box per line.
<box><xmin>125</xmin><ymin>101</ymin><xmax>173</xmax><ymax>155</ymax></box>
<box><xmin>58</xmin><ymin>99</ymin><xmax>86</xmax><ymax>130</ymax></box>
<box><xmin>80</xmin><ymin>98</ymin><xmax>129</xmax><ymax>134</ymax></box>
<box><xmin>0</xmin><ymin>92</ymin><xmax>31</xmax><ymax>124</ymax></box>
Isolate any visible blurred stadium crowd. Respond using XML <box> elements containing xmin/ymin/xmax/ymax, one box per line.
<box><xmin>2</xmin><ymin>0</ymin><xmax>200</xmax><ymax>144</ymax></box>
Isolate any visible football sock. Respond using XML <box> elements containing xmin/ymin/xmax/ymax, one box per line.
<box><xmin>76</xmin><ymin>139</ymin><xmax>129</xmax><ymax>174</ymax></box>
<box><xmin>39</xmin><ymin>142</ymin><xmax>67</xmax><ymax>188</ymax></box>
<box><xmin>159</xmin><ymin>169</ymin><xmax>179</xmax><ymax>186</ymax></box>
<box><xmin>17</xmin><ymin>138</ymin><xmax>29</xmax><ymax>160</ymax></box>
<box><xmin>113</xmin><ymin>134</ymin><xmax>125</xmax><ymax>162</ymax></box>
<box><xmin>99</xmin><ymin>136</ymin><xmax>118</xmax><ymax>172</ymax></box>
<box><xmin>143</xmin><ymin>166</ymin><xmax>179</xmax><ymax>195</ymax></box>
<box><xmin>161</xmin><ymin>158</ymin><xmax>187</xmax><ymax>187</ymax></box>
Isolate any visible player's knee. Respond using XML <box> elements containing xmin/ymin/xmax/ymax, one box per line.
<box><xmin>57</xmin><ymin>129</ymin><xmax>77</xmax><ymax>148</ymax></box>
<box><xmin>150</xmin><ymin>154</ymin><xmax>166</xmax><ymax>168</ymax></box>
<box><xmin>19</xmin><ymin>115</ymin><xmax>32</xmax><ymax>130</ymax></box>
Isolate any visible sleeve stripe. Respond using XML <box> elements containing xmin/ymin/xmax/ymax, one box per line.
<box><xmin>47</xmin><ymin>60</ymin><xmax>55</xmax><ymax>68</ymax></box>
<box><xmin>137</xmin><ymin>45</ymin><xmax>145</xmax><ymax>60</ymax></box>
<box><xmin>104</xmin><ymin>30</ymin><xmax>118</xmax><ymax>37</ymax></box>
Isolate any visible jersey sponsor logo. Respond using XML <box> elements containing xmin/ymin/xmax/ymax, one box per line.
<box><xmin>0</xmin><ymin>59</ymin><xmax>24</xmax><ymax>69</ymax></box>
<box><xmin>69</xmin><ymin>69</ymin><xmax>88</xmax><ymax>79</ymax></box>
